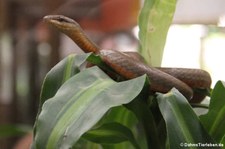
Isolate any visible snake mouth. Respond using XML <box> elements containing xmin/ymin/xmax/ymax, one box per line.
<box><xmin>43</xmin><ymin>15</ymin><xmax>81</xmax><ymax>33</ymax></box>
<box><xmin>43</xmin><ymin>15</ymin><xmax>77</xmax><ymax>25</ymax></box>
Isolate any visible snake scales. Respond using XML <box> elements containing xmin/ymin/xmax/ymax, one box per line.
<box><xmin>43</xmin><ymin>15</ymin><xmax>211</xmax><ymax>103</ymax></box>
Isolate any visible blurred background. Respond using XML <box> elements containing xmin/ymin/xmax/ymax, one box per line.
<box><xmin>0</xmin><ymin>0</ymin><xmax>225</xmax><ymax>148</ymax></box>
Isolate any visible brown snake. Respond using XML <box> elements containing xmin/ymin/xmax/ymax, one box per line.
<box><xmin>43</xmin><ymin>15</ymin><xmax>212</xmax><ymax>102</ymax></box>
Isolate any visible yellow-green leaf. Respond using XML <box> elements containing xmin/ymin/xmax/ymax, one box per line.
<box><xmin>138</xmin><ymin>0</ymin><xmax>177</xmax><ymax>66</ymax></box>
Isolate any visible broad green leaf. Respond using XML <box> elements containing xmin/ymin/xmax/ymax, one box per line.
<box><xmin>157</xmin><ymin>88</ymin><xmax>215</xmax><ymax>148</ymax></box>
<box><xmin>40</xmin><ymin>53</ymin><xmax>93</xmax><ymax>106</ymax></box>
<box><xmin>32</xmin><ymin>66</ymin><xmax>147</xmax><ymax>149</ymax></box>
<box><xmin>83</xmin><ymin>122</ymin><xmax>140</xmax><ymax>149</ymax></box>
<box><xmin>97</xmin><ymin>106</ymin><xmax>141</xmax><ymax>149</ymax></box>
<box><xmin>200</xmin><ymin>81</ymin><xmax>225</xmax><ymax>142</ymax></box>
<box><xmin>138</xmin><ymin>0</ymin><xmax>177</xmax><ymax>66</ymax></box>
<box><xmin>39</xmin><ymin>52</ymin><xmax>118</xmax><ymax>107</ymax></box>
<box><xmin>0</xmin><ymin>124</ymin><xmax>32</xmax><ymax>138</ymax></box>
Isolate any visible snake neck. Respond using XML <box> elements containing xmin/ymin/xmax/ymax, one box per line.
<box><xmin>62</xmin><ymin>27</ymin><xmax>100</xmax><ymax>53</ymax></box>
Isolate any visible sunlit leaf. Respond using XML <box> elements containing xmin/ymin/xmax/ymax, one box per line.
<box><xmin>138</xmin><ymin>0</ymin><xmax>177</xmax><ymax>66</ymax></box>
<box><xmin>32</xmin><ymin>66</ymin><xmax>147</xmax><ymax>149</ymax></box>
<box><xmin>200</xmin><ymin>81</ymin><xmax>225</xmax><ymax>142</ymax></box>
<box><xmin>40</xmin><ymin>53</ymin><xmax>93</xmax><ymax>107</ymax></box>
<box><xmin>157</xmin><ymin>88</ymin><xmax>215</xmax><ymax>148</ymax></box>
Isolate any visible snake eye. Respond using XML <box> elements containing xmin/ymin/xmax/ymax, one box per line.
<box><xmin>44</xmin><ymin>15</ymin><xmax>77</xmax><ymax>26</ymax></box>
<box><xmin>57</xmin><ymin>18</ymin><xmax>68</xmax><ymax>23</ymax></box>
<box><xmin>56</xmin><ymin>16</ymin><xmax>75</xmax><ymax>24</ymax></box>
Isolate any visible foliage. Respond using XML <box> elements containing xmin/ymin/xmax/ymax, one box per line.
<box><xmin>30</xmin><ymin>51</ymin><xmax>225</xmax><ymax>148</ymax></box>
<box><xmin>31</xmin><ymin>54</ymin><xmax>147</xmax><ymax>148</ymax></box>
<box><xmin>158</xmin><ymin>89</ymin><xmax>216</xmax><ymax>148</ymax></box>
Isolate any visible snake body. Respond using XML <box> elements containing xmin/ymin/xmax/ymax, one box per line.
<box><xmin>43</xmin><ymin>15</ymin><xmax>211</xmax><ymax>101</ymax></box>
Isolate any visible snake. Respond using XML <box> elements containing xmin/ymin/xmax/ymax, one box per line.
<box><xmin>43</xmin><ymin>15</ymin><xmax>212</xmax><ymax>102</ymax></box>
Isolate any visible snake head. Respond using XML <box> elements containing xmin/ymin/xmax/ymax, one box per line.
<box><xmin>43</xmin><ymin>15</ymin><xmax>100</xmax><ymax>53</ymax></box>
<box><xmin>43</xmin><ymin>15</ymin><xmax>81</xmax><ymax>32</ymax></box>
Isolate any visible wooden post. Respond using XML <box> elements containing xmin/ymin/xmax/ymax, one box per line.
<box><xmin>0</xmin><ymin>0</ymin><xmax>14</xmax><ymax>148</ymax></box>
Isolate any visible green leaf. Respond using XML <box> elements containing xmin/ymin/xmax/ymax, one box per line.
<box><xmin>138</xmin><ymin>0</ymin><xmax>177</xmax><ymax>66</ymax></box>
<box><xmin>200</xmin><ymin>81</ymin><xmax>225</xmax><ymax>142</ymax></box>
<box><xmin>127</xmin><ymin>97</ymin><xmax>161</xmax><ymax>149</ymax></box>
<box><xmin>83</xmin><ymin>122</ymin><xmax>140</xmax><ymax>149</ymax></box>
<box><xmin>99</xmin><ymin>106</ymin><xmax>138</xmax><ymax>127</ymax></box>
<box><xmin>157</xmin><ymin>88</ymin><xmax>215</xmax><ymax>148</ymax></box>
<box><xmin>97</xmin><ymin>106</ymin><xmax>141</xmax><ymax>149</ymax></box>
<box><xmin>0</xmin><ymin>124</ymin><xmax>32</xmax><ymax>138</ymax></box>
<box><xmin>40</xmin><ymin>53</ymin><xmax>93</xmax><ymax>107</ymax></box>
<box><xmin>32</xmin><ymin>66</ymin><xmax>147</xmax><ymax>149</ymax></box>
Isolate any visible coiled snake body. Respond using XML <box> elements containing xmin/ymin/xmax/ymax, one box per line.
<box><xmin>43</xmin><ymin>15</ymin><xmax>211</xmax><ymax>102</ymax></box>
